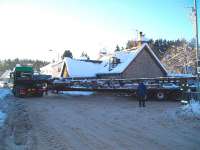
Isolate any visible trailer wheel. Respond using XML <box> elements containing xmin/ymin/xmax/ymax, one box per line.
<box><xmin>36</xmin><ymin>93</ymin><xmax>43</xmax><ymax>97</ymax></box>
<box><xmin>157</xmin><ymin>92</ymin><xmax>165</xmax><ymax>100</ymax></box>
<box><xmin>12</xmin><ymin>88</ymin><xmax>16</xmax><ymax>96</ymax></box>
<box><xmin>15</xmin><ymin>87</ymin><xmax>20</xmax><ymax>97</ymax></box>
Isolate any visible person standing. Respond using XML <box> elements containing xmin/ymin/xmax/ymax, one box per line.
<box><xmin>137</xmin><ymin>82</ymin><xmax>147</xmax><ymax>107</ymax></box>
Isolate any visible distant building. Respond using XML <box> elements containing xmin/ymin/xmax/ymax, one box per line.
<box><xmin>0</xmin><ymin>70</ymin><xmax>12</xmax><ymax>87</ymax></box>
<box><xmin>0</xmin><ymin>70</ymin><xmax>11</xmax><ymax>82</ymax></box>
<box><xmin>40</xmin><ymin>43</ymin><xmax>167</xmax><ymax>79</ymax></box>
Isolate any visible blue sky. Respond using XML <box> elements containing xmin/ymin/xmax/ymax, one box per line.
<box><xmin>0</xmin><ymin>0</ymin><xmax>199</xmax><ymax>60</ymax></box>
<box><xmin>21</xmin><ymin>0</ymin><xmax>198</xmax><ymax>39</ymax></box>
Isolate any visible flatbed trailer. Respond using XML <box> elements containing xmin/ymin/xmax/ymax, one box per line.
<box><xmin>49</xmin><ymin>76</ymin><xmax>197</xmax><ymax>100</ymax></box>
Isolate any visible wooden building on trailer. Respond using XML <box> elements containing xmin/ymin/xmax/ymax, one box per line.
<box><xmin>40</xmin><ymin>43</ymin><xmax>168</xmax><ymax>79</ymax></box>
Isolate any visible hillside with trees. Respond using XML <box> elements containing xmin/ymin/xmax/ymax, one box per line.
<box><xmin>0</xmin><ymin>59</ymin><xmax>49</xmax><ymax>74</ymax></box>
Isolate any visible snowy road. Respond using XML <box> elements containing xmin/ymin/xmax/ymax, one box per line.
<box><xmin>0</xmin><ymin>88</ymin><xmax>11</xmax><ymax>127</ymax></box>
<box><xmin>3</xmin><ymin>93</ymin><xmax>200</xmax><ymax>150</ymax></box>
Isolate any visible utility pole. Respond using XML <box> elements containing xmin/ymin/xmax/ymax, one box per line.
<box><xmin>194</xmin><ymin>0</ymin><xmax>199</xmax><ymax>74</ymax></box>
<box><xmin>193</xmin><ymin>0</ymin><xmax>199</xmax><ymax>93</ymax></box>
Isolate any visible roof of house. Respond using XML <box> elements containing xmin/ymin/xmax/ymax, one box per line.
<box><xmin>41</xmin><ymin>43</ymin><xmax>167</xmax><ymax>78</ymax></box>
<box><xmin>97</xmin><ymin>46</ymin><xmax>143</xmax><ymax>74</ymax></box>
<box><xmin>97</xmin><ymin>43</ymin><xmax>167</xmax><ymax>75</ymax></box>
<box><xmin>64</xmin><ymin>44</ymin><xmax>167</xmax><ymax>77</ymax></box>
<box><xmin>64</xmin><ymin>58</ymin><xmax>102</xmax><ymax>77</ymax></box>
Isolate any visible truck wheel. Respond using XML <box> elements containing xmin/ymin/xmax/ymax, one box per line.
<box><xmin>15</xmin><ymin>87</ymin><xmax>20</xmax><ymax>97</ymax></box>
<box><xmin>36</xmin><ymin>92</ymin><xmax>43</xmax><ymax>97</ymax></box>
<box><xmin>13</xmin><ymin>88</ymin><xmax>16</xmax><ymax>96</ymax></box>
<box><xmin>157</xmin><ymin>92</ymin><xmax>165</xmax><ymax>100</ymax></box>
<box><xmin>38</xmin><ymin>93</ymin><xmax>43</xmax><ymax>97</ymax></box>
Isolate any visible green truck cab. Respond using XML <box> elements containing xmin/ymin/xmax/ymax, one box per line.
<box><xmin>11</xmin><ymin>66</ymin><xmax>44</xmax><ymax>97</ymax></box>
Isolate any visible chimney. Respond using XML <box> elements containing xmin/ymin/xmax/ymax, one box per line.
<box><xmin>138</xmin><ymin>32</ymin><xmax>143</xmax><ymax>47</ymax></box>
<box><xmin>137</xmin><ymin>31</ymin><xmax>149</xmax><ymax>47</ymax></box>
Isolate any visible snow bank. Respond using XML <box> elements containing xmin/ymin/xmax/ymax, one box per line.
<box><xmin>0</xmin><ymin>88</ymin><xmax>11</xmax><ymax>100</ymax></box>
<box><xmin>62</xmin><ymin>91</ymin><xmax>94</xmax><ymax>96</ymax></box>
<box><xmin>0</xmin><ymin>111</ymin><xmax>6</xmax><ymax>127</ymax></box>
<box><xmin>180</xmin><ymin>100</ymin><xmax>200</xmax><ymax>119</ymax></box>
<box><xmin>0</xmin><ymin>89</ymin><xmax>10</xmax><ymax>127</ymax></box>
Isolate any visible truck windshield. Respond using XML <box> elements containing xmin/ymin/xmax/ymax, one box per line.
<box><xmin>16</xmin><ymin>72</ymin><xmax>32</xmax><ymax>79</ymax></box>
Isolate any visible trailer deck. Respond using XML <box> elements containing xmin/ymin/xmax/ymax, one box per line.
<box><xmin>47</xmin><ymin>77</ymin><xmax>196</xmax><ymax>100</ymax></box>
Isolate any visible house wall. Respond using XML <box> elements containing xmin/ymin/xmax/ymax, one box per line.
<box><xmin>122</xmin><ymin>47</ymin><xmax>166</xmax><ymax>78</ymax></box>
<box><xmin>50</xmin><ymin>62</ymin><xmax>63</xmax><ymax>77</ymax></box>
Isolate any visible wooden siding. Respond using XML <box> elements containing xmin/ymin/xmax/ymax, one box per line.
<box><xmin>122</xmin><ymin>47</ymin><xmax>166</xmax><ymax>78</ymax></box>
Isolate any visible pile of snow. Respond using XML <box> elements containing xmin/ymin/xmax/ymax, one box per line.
<box><xmin>62</xmin><ymin>91</ymin><xmax>94</xmax><ymax>96</ymax></box>
<box><xmin>180</xmin><ymin>100</ymin><xmax>200</xmax><ymax>119</ymax></box>
<box><xmin>0</xmin><ymin>88</ymin><xmax>11</xmax><ymax>100</ymax></box>
<box><xmin>0</xmin><ymin>111</ymin><xmax>6</xmax><ymax>127</ymax></box>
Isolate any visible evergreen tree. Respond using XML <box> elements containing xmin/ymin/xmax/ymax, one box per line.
<box><xmin>80</xmin><ymin>52</ymin><xmax>90</xmax><ymax>60</ymax></box>
<box><xmin>126</xmin><ymin>40</ymin><xmax>135</xmax><ymax>49</ymax></box>
<box><xmin>115</xmin><ymin>45</ymin><xmax>121</xmax><ymax>52</ymax></box>
<box><xmin>62</xmin><ymin>50</ymin><xmax>73</xmax><ymax>59</ymax></box>
<box><xmin>0</xmin><ymin>59</ymin><xmax>49</xmax><ymax>74</ymax></box>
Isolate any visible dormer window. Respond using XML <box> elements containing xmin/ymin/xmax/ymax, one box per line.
<box><xmin>109</xmin><ymin>57</ymin><xmax>121</xmax><ymax>71</ymax></box>
<box><xmin>111</xmin><ymin>57</ymin><xmax>121</xmax><ymax>65</ymax></box>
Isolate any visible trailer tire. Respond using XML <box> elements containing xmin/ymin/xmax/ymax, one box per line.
<box><xmin>36</xmin><ymin>93</ymin><xmax>43</xmax><ymax>97</ymax></box>
<box><xmin>15</xmin><ymin>87</ymin><xmax>20</xmax><ymax>97</ymax></box>
<box><xmin>157</xmin><ymin>92</ymin><xmax>165</xmax><ymax>100</ymax></box>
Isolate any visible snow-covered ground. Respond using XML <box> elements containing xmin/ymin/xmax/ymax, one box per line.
<box><xmin>0</xmin><ymin>111</ymin><xmax>6</xmax><ymax>127</ymax></box>
<box><xmin>14</xmin><ymin>95</ymin><xmax>200</xmax><ymax>150</ymax></box>
<box><xmin>180</xmin><ymin>100</ymin><xmax>200</xmax><ymax>119</ymax></box>
<box><xmin>0</xmin><ymin>88</ymin><xmax>11</xmax><ymax>100</ymax></box>
<box><xmin>61</xmin><ymin>91</ymin><xmax>94</xmax><ymax>96</ymax></box>
<box><xmin>0</xmin><ymin>88</ymin><xmax>11</xmax><ymax>127</ymax></box>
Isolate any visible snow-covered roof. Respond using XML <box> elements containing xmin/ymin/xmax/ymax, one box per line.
<box><xmin>98</xmin><ymin>43</ymin><xmax>167</xmax><ymax>74</ymax></box>
<box><xmin>40</xmin><ymin>43</ymin><xmax>167</xmax><ymax>78</ymax></box>
<box><xmin>98</xmin><ymin>49</ymin><xmax>140</xmax><ymax>74</ymax></box>
<box><xmin>65</xmin><ymin>58</ymin><xmax>102</xmax><ymax>77</ymax></box>
<box><xmin>79</xmin><ymin>56</ymin><xmax>89</xmax><ymax>60</ymax></box>
<box><xmin>63</xmin><ymin>48</ymin><xmax>142</xmax><ymax>77</ymax></box>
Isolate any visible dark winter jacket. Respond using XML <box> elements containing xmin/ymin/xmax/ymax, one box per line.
<box><xmin>137</xmin><ymin>82</ymin><xmax>147</xmax><ymax>97</ymax></box>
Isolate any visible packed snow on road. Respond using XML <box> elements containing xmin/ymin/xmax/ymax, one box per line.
<box><xmin>0</xmin><ymin>88</ymin><xmax>11</xmax><ymax>127</ymax></box>
<box><xmin>0</xmin><ymin>111</ymin><xmax>6</xmax><ymax>127</ymax></box>
<box><xmin>0</xmin><ymin>88</ymin><xmax>11</xmax><ymax>100</ymax></box>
